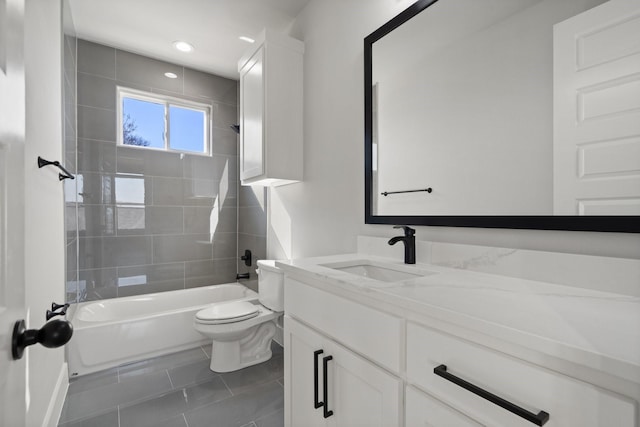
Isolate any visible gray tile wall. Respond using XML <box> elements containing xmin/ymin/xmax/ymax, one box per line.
<box><xmin>238</xmin><ymin>186</ymin><xmax>268</xmax><ymax>291</ymax></box>
<box><xmin>66</xmin><ymin>39</ymin><xmax>266</xmax><ymax>302</ymax></box>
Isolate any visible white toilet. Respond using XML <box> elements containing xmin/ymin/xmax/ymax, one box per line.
<box><xmin>194</xmin><ymin>260</ymin><xmax>284</xmax><ymax>373</ymax></box>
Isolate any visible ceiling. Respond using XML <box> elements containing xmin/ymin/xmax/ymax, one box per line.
<box><xmin>67</xmin><ymin>0</ymin><xmax>312</xmax><ymax>80</ymax></box>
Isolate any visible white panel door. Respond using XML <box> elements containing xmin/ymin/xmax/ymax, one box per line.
<box><xmin>554</xmin><ymin>0</ymin><xmax>640</xmax><ymax>214</ymax></box>
<box><xmin>0</xmin><ymin>0</ymin><xmax>27</xmax><ymax>425</ymax></box>
<box><xmin>240</xmin><ymin>46</ymin><xmax>265</xmax><ymax>181</ymax></box>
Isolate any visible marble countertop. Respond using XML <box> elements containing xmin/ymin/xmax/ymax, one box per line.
<box><xmin>276</xmin><ymin>254</ymin><xmax>640</xmax><ymax>387</ymax></box>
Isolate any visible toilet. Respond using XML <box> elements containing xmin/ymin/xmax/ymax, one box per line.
<box><xmin>194</xmin><ymin>260</ymin><xmax>284</xmax><ymax>373</ymax></box>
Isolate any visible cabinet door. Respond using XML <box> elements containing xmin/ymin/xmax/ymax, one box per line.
<box><xmin>239</xmin><ymin>46</ymin><xmax>264</xmax><ymax>180</ymax></box>
<box><xmin>327</xmin><ymin>339</ymin><xmax>402</xmax><ymax>427</ymax></box>
<box><xmin>406</xmin><ymin>386</ymin><xmax>481</xmax><ymax>427</ymax></box>
<box><xmin>285</xmin><ymin>317</ymin><xmax>401</xmax><ymax>427</ymax></box>
<box><xmin>284</xmin><ymin>316</ymin><xmax>325</xmax><ymax>427</ymax></box>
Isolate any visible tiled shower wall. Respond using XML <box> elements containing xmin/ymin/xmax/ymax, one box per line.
<box><xmin>65</xmin><ymin>39</ymin><xmax>266</xmax><ymax>302</ymax></box>
<box><xmin>237</xmin><ymin>186</ymin><xmax>268</xmax><ymax>290</ymax></box>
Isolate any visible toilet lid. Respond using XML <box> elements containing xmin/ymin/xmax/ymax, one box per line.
<box><xmin>196</xmin><ymin>301</ymin><xmax>260</xmax><ymax>324</ymax></box>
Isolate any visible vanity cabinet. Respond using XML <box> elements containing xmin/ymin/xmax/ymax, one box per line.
<box><xmin>282</xmin><ymin>270</ymin><xmax>638</xmax><ymax>427</ymax></box>
<box><xmin>237</xmin><ymin>30</ymin><xmax>303</xmax><ymax>186</ymax></box>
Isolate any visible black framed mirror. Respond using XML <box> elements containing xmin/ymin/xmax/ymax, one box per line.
<box><xmin>364</xmin><ymin>0</ymin><xmax>640</xmax><ymax>232</ymax></box>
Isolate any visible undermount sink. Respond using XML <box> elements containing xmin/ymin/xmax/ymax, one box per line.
<box><xmin>321</xmin><ymin>260</ymin><xmax>436</xmax><ymax>283</ymax></box>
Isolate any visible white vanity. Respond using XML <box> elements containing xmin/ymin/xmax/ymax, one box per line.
<box><xmin>277</xmin><ymin>249</ymin><xmax>640</xmax><ymax>426</ymax></box>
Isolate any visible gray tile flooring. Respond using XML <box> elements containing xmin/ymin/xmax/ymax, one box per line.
<box><xmin>58</xmin><ymin>342</ymin><xmax>284</xmax><ymax>427</ymax></box>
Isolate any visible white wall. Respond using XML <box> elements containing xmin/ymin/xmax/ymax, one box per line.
<box><xmin>267</xmin><ymin>0</ymin><xmax>640</xmax><ymax>263</ymax></box>
<box><xmin>24</xmin><ymin>0</ymin><xmax>68</xmax><ymax>424</ymax></box>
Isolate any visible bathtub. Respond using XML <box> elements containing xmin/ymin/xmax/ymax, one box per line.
<box><xmin>66</xmin><ymin>283</ymin><xmax>257</xmax><ymax>377</ymax></box>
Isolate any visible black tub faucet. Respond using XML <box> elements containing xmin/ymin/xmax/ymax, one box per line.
<box><xmin>388</xmin><ymin>225</ymin><xmax>416</xmax><ymax>264</ymax></box>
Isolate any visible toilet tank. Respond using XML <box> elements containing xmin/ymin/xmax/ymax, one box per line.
<box><xmin>257</xmin><ymin>260</ymin><xmax>284</xmax><ymax>311</ymax></box>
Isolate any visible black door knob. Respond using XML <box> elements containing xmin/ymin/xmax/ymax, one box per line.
<box><xmin>12</xmin><ymin>319</ymin><xmax>73</xmax><ymax>360</ymax></box>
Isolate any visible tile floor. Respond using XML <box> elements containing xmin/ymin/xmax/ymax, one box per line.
<box><xmin>58</xmin><ymin>342</ymin><xmax>284</xmax><ymax>427</ymax></box>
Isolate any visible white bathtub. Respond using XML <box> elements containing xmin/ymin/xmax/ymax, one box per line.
<box><xmin>66</xmin><ymin>283</ymin><xmax>257</xmax><ymax>376</ymax></box>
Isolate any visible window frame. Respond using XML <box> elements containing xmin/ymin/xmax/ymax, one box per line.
<box><xmin>116</xmin><ymin>86</ymin><xmax>212</xmax><ymax>156</ymax></box>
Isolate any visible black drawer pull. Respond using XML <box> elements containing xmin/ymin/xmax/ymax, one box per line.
<box><xmin>434</xmin><ymin>364</ymin><xmax>549</xmax><ymax>426</ymax></box>
<box><xmin>313</xmin><ymin>350</ymin><xmax>324</xmax><ymax>409</ymax></box>
<box><xmin>323</xmin><ymin>355</ymin><xmax>334</xmax><ymax>418</ymax></box>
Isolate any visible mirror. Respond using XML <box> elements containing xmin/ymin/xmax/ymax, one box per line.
<box><xmin>364</xmin><ymin>0</ymin><xmax>640</xmax><ymax>232</ymax></box>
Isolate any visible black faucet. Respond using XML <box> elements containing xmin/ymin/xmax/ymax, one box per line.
<box><xmin>388</xmin><ymin>225</ymin><xmax>416</xmax><ymax>264</ymax></box>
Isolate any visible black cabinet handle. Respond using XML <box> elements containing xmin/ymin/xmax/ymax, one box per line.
<box><xmin>434</xmin><ymin>364</ymin><xmax>549</xmax><ymax>426</ymax></box>
<box><xmin>322</xmin><ymin>355</ymin><xmax>334</xmax><ymax>418</ymax></box>
<box><xmin>313</xmin><ymin>350</ymin><xmax>324</xmax><ymax>409</ymax></box>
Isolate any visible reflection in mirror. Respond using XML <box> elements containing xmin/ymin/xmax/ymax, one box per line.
<box><xmin>365</xmin><ymin>0</ymin><xmax>640</xmax><ymax>232</ymax></box>
<box><xmin>115</xmin><ymin>176</ymin><xmax>145</xmax><ymax>233</ymax></box>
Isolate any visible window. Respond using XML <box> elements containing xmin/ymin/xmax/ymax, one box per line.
<box><xmin>117</xmin><ymin>87</ymin><xmax>211</xmax><ymax>155</ymax></box>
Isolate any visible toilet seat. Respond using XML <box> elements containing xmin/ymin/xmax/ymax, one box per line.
<box><xmin>196</xmin><ymin>301</ymin><xmax>259</xmax><ymax>324</ymax></box>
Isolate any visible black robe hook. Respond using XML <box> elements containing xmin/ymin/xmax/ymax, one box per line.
<box><xmin>37</xmin><ymin>156</ymin><xmax>75</xmax><ymax>181</ymax></box>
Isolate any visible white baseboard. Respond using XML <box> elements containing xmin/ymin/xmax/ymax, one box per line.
<box><xmin>43</xmin><ymin>362</ymin><xmax>68</xmax><ymax>427</ymax></box>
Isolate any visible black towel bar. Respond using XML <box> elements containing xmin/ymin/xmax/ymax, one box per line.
<box><xmin>381</xmin><ymin>187</ymin><xmax>432</xmax><ymax>196</ymax></box>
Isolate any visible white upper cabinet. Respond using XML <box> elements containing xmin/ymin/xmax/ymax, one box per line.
<box><xmin>238</xmin><ymin>30</ymin><xmax>304</xmax><ymax>186</ymax></box>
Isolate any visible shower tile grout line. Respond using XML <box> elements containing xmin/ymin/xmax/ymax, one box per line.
<box><xmin>183</xmin><ymin>257</ymin><xmax>187</xmax><ymax>290</ymax></box>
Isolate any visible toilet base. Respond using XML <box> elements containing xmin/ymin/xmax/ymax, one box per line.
<box><xmin>208</xmin><ymin>320</ymin><xmax>277</xmax><ymax>372</ymax></box>
<box><xmin>210</xmin><ymin>347</ymin><xmax>273</xmax><ymax>373</ymax></box>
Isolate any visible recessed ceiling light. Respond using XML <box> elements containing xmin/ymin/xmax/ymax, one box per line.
<box><xmin>164</xmin><ymin>72</ymin><xmax>178</xmax><ymax>79</ymax></box>
<box><xmin>239</xmin><ymin>36</ymin><xmax>255</xmax><ymax>43</ymax></box>
<box><xmin>173</xmin><ymin>41</ymin><xmax>194</xmax><ymax>52</ymax></box>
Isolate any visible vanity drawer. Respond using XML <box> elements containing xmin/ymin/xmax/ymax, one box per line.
<box><xmin>406</xmin><ymin>323</ymin><xmax>636</xmax><ymax>427</ymax></box>
<box><xmin>406</xmin><ymin>385</ymin><xmax>481</xmax><ymax>427</ymax></box>
<box><xmin>285</xmin><ymin>277</ymin><xmax>402</xmax><ymax>373</ymax></box>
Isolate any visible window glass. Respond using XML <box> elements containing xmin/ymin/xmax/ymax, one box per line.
<box><xmin>122</xmin><ymin>97</ymin><xmax>165</xmax><ymax>149</ymax></box>
<box><xmin>119</xmin><ymin>88</ymin><xmax>210</xmax><ymax>155</ymax></box>
<box><xmin>169</xmin><ymin>105</ymin><xmax>206</xmax><ymax>153</ymax></box>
